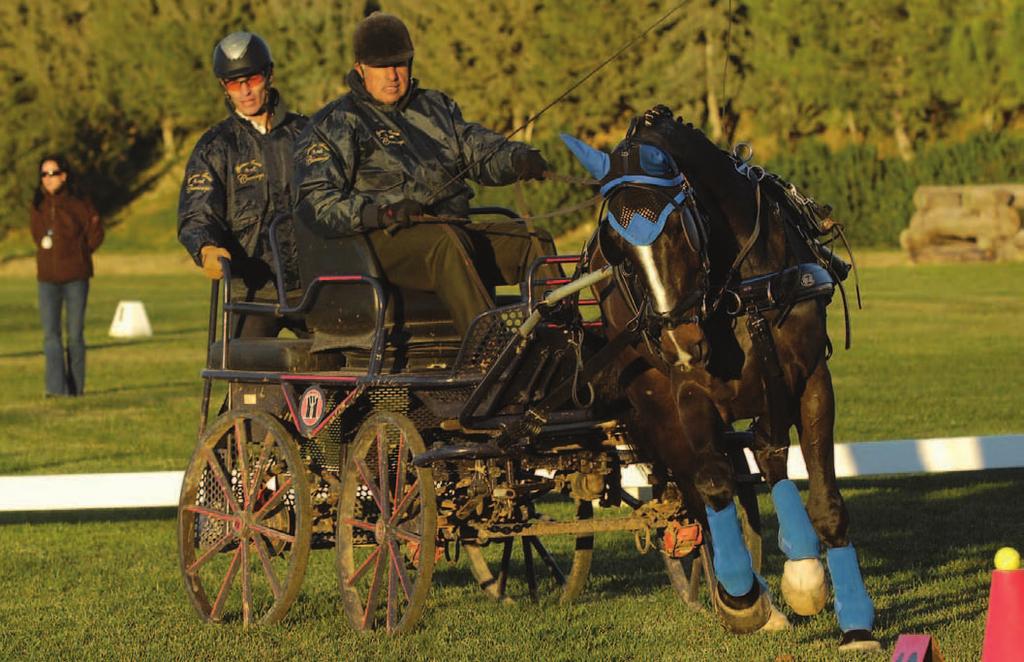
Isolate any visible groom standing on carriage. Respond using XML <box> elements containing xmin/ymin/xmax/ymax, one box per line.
<box><xmin>177</xmin><ymin>31</ymin><xmax>308</xmax><ymax>339</ymax></box>
<box><xmin>292</xmin><ymin>12</ymin><xmax>557</xmax><ymax>335</ymax></box>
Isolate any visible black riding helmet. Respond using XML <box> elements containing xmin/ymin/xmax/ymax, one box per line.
<box><xmin>213</xmin><ymin>31</ymin><xmax>273</xmax><ymax>79</ymax></box>
<box><xmin>353</xmin><ymin>13</ymin><xmax>414</xmax><ymax>66</ymax></box>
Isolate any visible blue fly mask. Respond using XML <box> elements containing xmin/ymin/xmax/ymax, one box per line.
<box><xmin>563</xmin><ymin>129</ymin><xmax>714</xmax><ymax>342</ymax></box>
<box><xmin>561</xmin><ymin>133</ymin><xmax>704</xmax><ymax>254</ymax></box>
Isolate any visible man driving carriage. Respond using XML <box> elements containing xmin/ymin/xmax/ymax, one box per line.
<box><xmin>292</xmin><ymin>12</ymin><xmax>556</xmax><ymax>335</ymax></box>
<box><xmin>178</xmin><ymin>31</ymin><xmax>308</xmax><ymax>338</ymax></box>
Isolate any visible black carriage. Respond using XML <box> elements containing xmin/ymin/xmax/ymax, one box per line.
<box><xmin>176</xmin><ymin>209</ymin><xmax>762</xmax><ymax>630</ymax></box>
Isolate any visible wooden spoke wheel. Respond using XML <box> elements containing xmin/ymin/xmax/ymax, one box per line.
<box><xmin>463</xmin><ymin>498</ymin><xmax>594</xmax><ymax>605</ymax></box>
<box><xmin>662</xmin><ymin>480</ymin><xmax>762</xmax><ymax>611</ymax></box>
<box><xmin>336</xmin><ymin>412</ymin><xmax>437</xmax><ymax>633</ymax></box>
<box><xmin>178</xmin><ymin>410</ymin><xmax>312</xmax><ymax>626</ymax></box>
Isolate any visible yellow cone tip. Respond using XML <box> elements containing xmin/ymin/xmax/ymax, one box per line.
<box><xmin>994</xmin><ymin>547</ymin><xmax>1021</xmax><ymax>571</ymax></box>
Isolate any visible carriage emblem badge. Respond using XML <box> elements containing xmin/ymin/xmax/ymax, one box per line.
<box><xmin>299</xmin><ymin>386</ymin><xmax>326</xmax><ymax>427</ymax></box>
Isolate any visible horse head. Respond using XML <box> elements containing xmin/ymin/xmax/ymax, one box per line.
<box><xmin>563</xmin><ymin>130</ymin><xmax>710</xmax><ymax>369</ymax></box>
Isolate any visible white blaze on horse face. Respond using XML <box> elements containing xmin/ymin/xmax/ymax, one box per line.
<box><xmin>634</xmin><ymin>245</ymin><xmax>673</xmax><ymax>316</ymax></box>
<box><xmin>665</xmin><ymin>329</ymin><xmax>694</xmax><ymax>369</ymax></box>
<box><xmin>634</xmin><ymin>245</ymin><xmax>695</xmax><ymax>369</ymax></box>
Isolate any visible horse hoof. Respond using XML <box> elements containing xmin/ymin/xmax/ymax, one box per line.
<box><xmin>838</xmin><ymin>629</ymin><xmax>881</xmax><ymax>651</ymax></box>
<box><xmin>760</xmin><ymin>601</ymin><xmax>792</xmax><ymax>632</ymax></box>
<box><xmin>715</xmin><ymin>583</ymin><xmax>791</xmax><ymax>634</ymax></box>
<box><xmin>781</xmin><ymin>558</ymin><xmax>827</xmax><ymax>616</ymax></box>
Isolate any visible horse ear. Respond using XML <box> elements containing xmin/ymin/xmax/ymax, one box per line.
<box><xmin>560</xmin><ymin>133</ymin><xmax>611</xmax><ymax>180</ymax></box>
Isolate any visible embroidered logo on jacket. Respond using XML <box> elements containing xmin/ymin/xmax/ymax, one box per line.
<box><xmin>185</xmin><ymin>171</ymin><xmax>214</xmax><ymax>193</ymax></box>
<box><xmin>305</xmin><ymin>142</ymin><xmax>331</xmax><ymax>165</ymax></box>
<box><xmin>376</xmin><ymin>128</ymin><xmax>404</xmax><ymax>146</ymax></box>
<box><xmin>235</xmin><ymin>160</ymin><xmax>265</xmax><ymax>184</ymax></box>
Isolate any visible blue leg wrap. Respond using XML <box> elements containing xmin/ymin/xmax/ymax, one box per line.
<box><xmin>705</xmin><ymin>502</ymin><xmax>755</xmax><ymax>597</ymax></box>
<box><xmin>771</xmin><ymin>479</ymin><xmax>820</xmax><ymax>560</ymax></box>
<box><xmin>826</xmin><ymin>545</ymin><xmax>875</xmax><ymax>632</ymax></box>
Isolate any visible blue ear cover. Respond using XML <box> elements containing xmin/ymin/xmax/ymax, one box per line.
<box><xmin>638</xmin><ymin>144</ymin><xmax>676</xmax><ymax>177</ymax></box>
<box><xmin>560</xmin><ymin>133</ymin><xmax>611</xmax><ymax>180</ymax></box>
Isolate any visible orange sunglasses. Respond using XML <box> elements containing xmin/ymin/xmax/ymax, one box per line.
<box><xmin>221</xmin><ymin>72</ymin><xmax>266</xmax><ymax>93</ymax></box>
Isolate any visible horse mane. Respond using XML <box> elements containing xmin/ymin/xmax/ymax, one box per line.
<box><xmin>632</xmin><ymin>121</ymin><xmax>811</xmax><ymax>281</ymax></box>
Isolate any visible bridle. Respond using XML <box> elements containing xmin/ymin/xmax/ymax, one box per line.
<box><xmin>599</xmin><ymin>174</ymin><xmax>713</xmax><ymax>365</ymax></box>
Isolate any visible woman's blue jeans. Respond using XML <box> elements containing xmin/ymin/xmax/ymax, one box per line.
<box><xmin>38</xmin><ymin>279</ymin><xmax>89</xmax><ymax>396</ymax></box>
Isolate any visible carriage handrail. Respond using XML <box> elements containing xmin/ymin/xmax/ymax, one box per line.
<box><xmin>525</xmin><ymin>254</ymin><xmax>585</xmax><ymax>310</ymax></box>
<box><xmin>216</xmin><ymin>258</ymin><xmax>389</xmax><ymax>378</ymax></box>
<box><xmin>198</xmin><ymin>277</ymin><xmax>221</xmax><ymax>436</ymax></box>
<box><xmin>519</xmin><ymin>266</ymin><xmax>612</xmax><ymax>337</ymax></box>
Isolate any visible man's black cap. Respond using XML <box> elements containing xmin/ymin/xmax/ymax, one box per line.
<box><xmin>354</xmin><ymin>13</ymin><xmax>414</xmax><ymax>66</ymax></box>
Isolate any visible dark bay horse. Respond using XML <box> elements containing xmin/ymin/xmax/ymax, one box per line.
<box><xmin>564</xmin><ymin>107</ymin><xmax>879</xmax><ymax>651</ymax></box>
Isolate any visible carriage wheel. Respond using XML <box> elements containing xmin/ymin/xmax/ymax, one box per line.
<box><xmin>463</xmin><ymin>498</ymin><xmax>594</xmax><ymax>605</ymax></box>
<box><xmin>662</xmin><ymin>480</ymin><xmax>762</xmax><ymax>610</ymax></box>
<box><xmin>336</xmin><ymin>412</ymin><xmax>437</xmax><ymax>633</ymax></box>
<box><xmin>177</xmin><ymin>410</ymin><xmax>312</xmax><ymax>626</ymax></box>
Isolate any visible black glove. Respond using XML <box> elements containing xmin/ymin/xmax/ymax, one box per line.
<box><xmin>362</xmin><ymin>199</ymin><xmax>424</xmax><ymax>232</ymax></box>
<box><xmin>513</xmin><ymin>149</ymin><xmax>548</xmax><ymax>181</ymax></box>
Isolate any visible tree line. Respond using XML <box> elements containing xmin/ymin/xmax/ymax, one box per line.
<box><xmin>2</xmin><ymin>0</ymin><xmax>1022</xmax><ymax>245</ymax></box>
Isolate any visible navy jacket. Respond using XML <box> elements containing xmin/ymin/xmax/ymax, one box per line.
<box><xmin>293</xmin><ymin>70</ymin><xmax>531</xmax><ymax>237</ymax></box>
<box><xmin>178</xmin><ymin>91</ymin><xmax>307</xmax><ymax>292</ymax></box>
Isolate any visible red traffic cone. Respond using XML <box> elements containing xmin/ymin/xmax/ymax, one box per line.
<box><xmin>982</xmin><ymin>564</ymin><xmax>1024</xmax><ymax>661</ymax></box>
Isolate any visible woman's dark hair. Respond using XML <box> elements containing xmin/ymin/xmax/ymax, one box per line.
<box><xmin>32</xmin><ymin>153</ymin><xmax>78</xmax><ymax>209</ymax></box>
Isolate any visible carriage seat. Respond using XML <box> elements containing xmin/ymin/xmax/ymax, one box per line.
<box><xmin>294</xmin><ymin>221</ymin><xmax>463</xmax><ymax>355</ymax></box>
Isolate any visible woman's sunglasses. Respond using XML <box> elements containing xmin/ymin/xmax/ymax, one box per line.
<box><xmin>221</xmin><ymin>72</ymin><xmax>266</xmax><ymax>93</ymax></box>
<box><xmin>40</xmin><ymin>170</ymin><xmax>64</xmax><ymax>178</ymax></box>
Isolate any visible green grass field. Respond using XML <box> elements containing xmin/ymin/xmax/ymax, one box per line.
<box><xmin>1</xmin><ymin>258</ymin><xmax>1022</xmax><ymax>660</ymax></box>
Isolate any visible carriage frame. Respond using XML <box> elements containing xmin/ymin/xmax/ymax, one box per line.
<box><xmin>176</xmin><ymin>209</ymin><xmax>762</xmax><ymax>631</ymax></box>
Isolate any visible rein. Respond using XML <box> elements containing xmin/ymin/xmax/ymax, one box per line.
<box><xmin>415</xmin><ymin>191</ymin><xmax>601</xmax><ymax>224</ymax></box>
<box><xmin>422</xmin><ymin>2</ymin><xmax>689</xmax><ymax>205</ymax></box>
<box><xmin>707</xmin><ymin>170</ymin><xmax>764</xmax><ymax>316</ymax></box>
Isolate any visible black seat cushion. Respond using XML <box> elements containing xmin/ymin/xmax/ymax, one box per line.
<box><xmin>294</xmin><ymin>220</ymin><xmax>462</xmax><ymax>352</ymax></box>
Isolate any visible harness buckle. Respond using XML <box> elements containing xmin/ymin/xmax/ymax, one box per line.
<box><xmin>723</xmin><ymin>289</ymin><xmax>743</xmax><ymax>316</ymax></box>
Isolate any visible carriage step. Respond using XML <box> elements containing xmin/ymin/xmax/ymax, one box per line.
<box><xmin>412</xmin><ymin>442</ymin><xmax>508</xmax><ymax>467</ymax></box>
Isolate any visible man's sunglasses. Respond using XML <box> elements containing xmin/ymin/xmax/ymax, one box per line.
<box><xmin>40</xmin><ymin>170</ymin><xmax>64</xmax><ymax>178</ymax></box>
<box><xmin>221</xmin><ymin>72</ymin><xmax>266</xmax><ymax>93</ymax></box>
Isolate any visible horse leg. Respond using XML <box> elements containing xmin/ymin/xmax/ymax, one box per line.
<box><xmin>749</xmin><ymin>420</ymin><xmax>829</xmax><ymax>617</ymax></box>
<box><xmin>797</xmin><ymin>362</ymin><xmax>878</xmax><ymax>650</ymax></box>
<box><xmin>669</xmin><ymin>385</ymin><xmax>788</xmax><ymax>634</ymax></box>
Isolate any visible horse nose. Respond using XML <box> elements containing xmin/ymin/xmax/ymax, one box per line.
<box><xmin>664</xmin><ymin>325</ymin><xmax>708</xmax><ymax>370</ymax></box>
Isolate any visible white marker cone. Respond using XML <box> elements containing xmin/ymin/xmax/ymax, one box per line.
<box><xmin>108</xmin><ymin>300</ymin><xmax>153</xmax><ymax>338</ymax></box>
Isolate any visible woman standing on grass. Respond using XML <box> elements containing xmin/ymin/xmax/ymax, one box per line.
<box><xmin>29</xmin><ymin>154</ymin><xmax>103</xmax><ymax>397</ymax></box>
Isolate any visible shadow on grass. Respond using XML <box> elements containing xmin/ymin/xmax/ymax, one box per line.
<box><xmin>86</xmin><ymin>380</ymin><xmax>194</xmax><ymax>395</ymax></box>
<box><xmin>0</xmin><ymin>506</ymin><xmax>177</xmax><ymax>525</ymax></box>
<box><xmin>0</xmin><ymin>328</ymin><xmax>206</xmax><ymax>359</ymax></box>
<box><xmin>0</xmin><ymin>450</ymin><xmax>135</xmax><ymax>475</ymax></box>
<box><xmin>836</xmin><ymin>470</ymin><xmax>1023</xmax><ymax>629</ymax></box>
<box><xmin>2</xmin><ymin>468</ymin><xmax>1017</xmax><ymax>645</ymax></box>
<box><xmin>420</xmin><ymin>470</ymin><xmax>1023</xmax><ymax>646</ymax></box>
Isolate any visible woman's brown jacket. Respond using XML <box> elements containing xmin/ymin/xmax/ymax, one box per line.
<box><xmin>29</xmin><ymin>192</ymin><xmax>104</xmax><ymax>283</ymax></box>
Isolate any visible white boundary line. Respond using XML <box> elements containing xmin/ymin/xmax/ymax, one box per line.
<box><xmin>1</xmin><ymin>436</ymin><xmax>1022</xmax><ymax>513</ymax></box>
